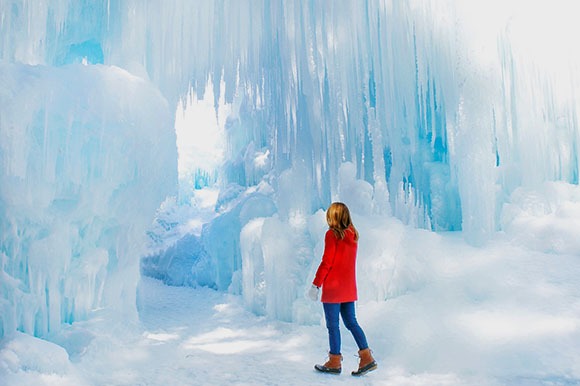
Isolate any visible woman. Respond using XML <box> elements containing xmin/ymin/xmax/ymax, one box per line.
<box><xmin>308</xmin><ymin>202</ymin><xmax>377</xmax><ymax>376</ymax></box>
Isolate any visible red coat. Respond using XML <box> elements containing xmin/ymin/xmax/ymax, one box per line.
<box><xmin>313</xmin><ymin>227</ymin><xmax>358</xmax><ymax>303</ymax></box>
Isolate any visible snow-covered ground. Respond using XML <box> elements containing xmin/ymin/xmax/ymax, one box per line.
<box><xmin>2</xmin><ymin>231</ymin><xmax>580</xmax><ymax>386</ymax></box>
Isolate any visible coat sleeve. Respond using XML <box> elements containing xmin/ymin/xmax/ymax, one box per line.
<box><xmin>312</xmin><ymin>230</ymin><xmax>337</xmax><ymax>288</ymax></box>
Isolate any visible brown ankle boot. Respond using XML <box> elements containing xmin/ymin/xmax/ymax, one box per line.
<box><xmin>314</xmin><ymin>353</ymin><xmax>342</xmax><ymax>374</ymax></box>
<box><xmin>351</xmin><ymin>348</ymin><xmax>377</xmax><ymax>376</ymax></box>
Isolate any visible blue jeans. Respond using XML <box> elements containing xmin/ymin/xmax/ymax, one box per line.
<box><xmin>323</xmin><ymin>302</ymin><xmax>369</xmax><ymax>355</ymax></box>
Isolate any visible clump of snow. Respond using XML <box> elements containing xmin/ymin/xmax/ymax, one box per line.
<box><xmin>502</xmin><ymin>181</ymin><xmax>580</xmax><ymax>254</ymax></box>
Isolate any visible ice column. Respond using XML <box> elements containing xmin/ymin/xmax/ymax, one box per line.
<box><xmin>0</xmin><ymin>64</ymin><xmax>177</xmax><ymax>338</ymax></box>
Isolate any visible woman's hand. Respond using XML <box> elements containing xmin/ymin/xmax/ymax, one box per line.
<box><xmin>308</xmin><ymin>284</ymin><xmax>320</xmax><ymax>301</ymax></box>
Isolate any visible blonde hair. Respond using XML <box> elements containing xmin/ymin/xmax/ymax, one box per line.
<box><xmin>326</xmin><ymin>202</ymin><xmax>359</xmax><ymax>241</ymax></box>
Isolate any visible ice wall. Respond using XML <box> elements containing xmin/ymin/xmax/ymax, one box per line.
<box><xmin>155</xmin><ymin>0</ymin><xmax>579</xmax><ymax>321</ymax></box>
<box><xmin>4</xmin><ymin>0</ymin><xmax>578</xmax><ymax>235</ymax></box>
<box><xmin>107</xmin><ymin>0</ymin><xmax>580</xmax><ymax>240</ymax></box>
<box><xmin>0</xmin><ymin>63</ymin><xmax>177</xmax><ymax>338</ymax></box>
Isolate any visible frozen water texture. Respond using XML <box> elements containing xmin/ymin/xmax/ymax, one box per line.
<box><xmin>1</xmin><ymin>0</ymin><xmax>580</xmax><ymax>385</ymax></box>
<box><xmin>0</xmin><ymin>63</ymin><xmax>177</xmax><ymax>337</ymax></box>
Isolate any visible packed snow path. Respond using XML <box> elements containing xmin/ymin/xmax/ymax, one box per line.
<box><xmin>73</xmin><ymin>274</ymin><xmax>580</xmax><ymax>386</ymax></box>
<box><xmin>73</xmin><ymin>278</ymin><xmax>468</xmax><ymax>386</ymax></box>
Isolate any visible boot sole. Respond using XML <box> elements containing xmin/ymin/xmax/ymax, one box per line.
<box><xmin>351</xmin><ymin>362</ymin><xmax>377</xmax><ymax>376</ymax></box>
<box><xmin>314</xmin><ymin>364</ymin><xmax>341</xmax><ymax>374</ymax></box>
